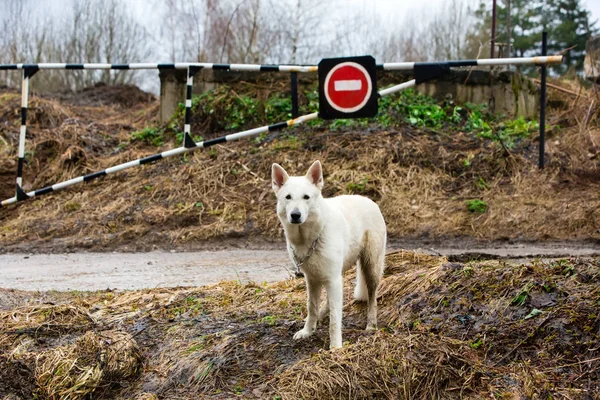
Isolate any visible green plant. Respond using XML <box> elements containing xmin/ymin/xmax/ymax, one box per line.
<box><xmin>511</xmin><ymin>282</ymin><xmax>534</xmax><ymax>306</ymax></box>
<box><xmin>175</xmin><ymin>131</ymin><xmax>203</xmax><ymax>144</ymax></box>
<box><xmin>330</xmin><ymin>118</ymin><xmax>357</xmax><ymax>130</ymax></box>
<box><xmin>465</xmin><ymin>199</ymin><xmax>488</xmax><ymax>213</ymax></box>
<box><xmin>347</xmin><ymin>178</ymin><xmax>369</xmax><ymax>193</ymax></box>
<box><xmin>475</xmin><ymin>177</ymin><xmax>489</xmax><ymax>190</ymax></box>
<box><xmin>131</xmin><ymin>127</ymin><xmax>163</xmax><ymax>146</ymax></box>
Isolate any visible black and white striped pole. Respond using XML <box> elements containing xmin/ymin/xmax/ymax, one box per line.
<box><xmin>15</xmin><ymin>67</ymin><xmax>38</xmax><ymax>202</ymax></box>
<box><xmin>539</xmin><ymin>32</ymin><xmax>548</xmax><ymax>169</ymax></box>
<box><xmin>0</xmin><ymin>62</ymin><xmax>319</xmax><ymax>72</ymax></box>
<box><xmin>0</xmin><ymin>112</ymin><xmax>319</xmax><ymax>206</ymax></box>
<box><xmin>183</xmin><ymin>66</ymin><xmax>202</xmax><ymax>148</ymax></box>
<box><xmin>0</xmin><ymin>57</ymin><xmax>562</xmax><ymax>73</ymax></box>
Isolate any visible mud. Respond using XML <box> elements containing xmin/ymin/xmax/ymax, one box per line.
<box><xmin>1</xmin><ymin>242</ymin><xmax>599</xmax><ymax>291</ymax></box>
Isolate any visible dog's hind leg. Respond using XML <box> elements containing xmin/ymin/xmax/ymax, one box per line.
<box><xmin>318</xmin><ymin>295</ymin><xmax>329</xmax><ymax>322</ymax></box>
<box><xmin>354</xmin><ymin>260</ymin><xmax>369</xmax><ymax>302</ymax></box>
<box><xmin>359</xmin><ymin>231</ymin><xmax>385</xmax><ymax>331</ymax></box>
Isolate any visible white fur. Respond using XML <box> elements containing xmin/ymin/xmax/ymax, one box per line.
<box><xmin>272</xmin><ymin>161</ymin><xmax>387</xmax><ymax>349</ymax></box>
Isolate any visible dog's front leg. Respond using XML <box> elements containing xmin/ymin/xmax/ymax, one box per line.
<box><xmin>326</xmin><ymin>277</ymin><xmax>343</xmax><ymax>349</ymax></box>
<box><xmin>293</xmin><ymin>278</ymin><xmax>321</xmax><ymax>340</ymax></box>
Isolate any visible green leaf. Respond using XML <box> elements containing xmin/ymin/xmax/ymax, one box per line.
<box><xmin>525</xmin><ymin>308</ymin><xmax>543</xmax><ymax>320</ymax></box>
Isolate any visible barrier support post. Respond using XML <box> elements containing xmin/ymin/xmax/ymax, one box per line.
<box><xmin>183</xmin><ymin>66</ymin><xmax>202</xmax><ymax>148</ymax></box>
<box><xmin>15</xmin><ymin>67</ymin><xmax>38</xmax><ymax>200</ymax></box>
<box><xmin>539</xmin><ymin>31</ymin><xmax>547</xmax><ymax>169</ymax></box>
<box><xmin>290</xmin><ymin>72</ymin><xmax>299</xmax><ymax>118</ymax></box>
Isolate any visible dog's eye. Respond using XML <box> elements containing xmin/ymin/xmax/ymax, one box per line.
<box><xmin>303</xmin><ymin>195</ymin><xmax>310</xmax><ymax>200</ymax></box>
<box><xmin>285</xmin><ymin>194</ymin><xmax>291</xmax><ymax>200</ymax></box>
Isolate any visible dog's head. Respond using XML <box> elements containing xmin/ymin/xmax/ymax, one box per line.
<box><xmin>271</xmin><ymin>160</ymin><xmax>323</xmax><ymax>225</ymax></box>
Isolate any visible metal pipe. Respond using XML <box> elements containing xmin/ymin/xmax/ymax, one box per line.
<box><xmin>290</xmin><ymin>72</ymin><xmax>299</xmax><ymax>118</ymax></box>
<box><xmin>539</xmin><ymin>31</ymin><xmax>547</xmax><ymax>169</ymax></box>
<box><xmin>491</xmin><ymin>0</ymin><xmax>497</xmax><ymax>58</ymax></box>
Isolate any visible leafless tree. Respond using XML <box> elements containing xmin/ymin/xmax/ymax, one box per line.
<box><xmin>0</xmin><ymin>0</ymin><xmax>153</xmax><ymax>92</ymax></box>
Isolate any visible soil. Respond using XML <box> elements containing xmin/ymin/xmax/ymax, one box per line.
<box><xmin>46</xmin><ymin>82</ymin><xmax>156</xmax><ymax>107</ymax></box>
<box><xmin>1</xmin><ymin>252</ymin><xmax>598</xmax><ymax>399</ymax></box>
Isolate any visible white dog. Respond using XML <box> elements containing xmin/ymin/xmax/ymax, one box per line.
<box><xmin>271</xmin><ymin>160</ymin><xmax>387</xmax><ymax>349</ymax></box>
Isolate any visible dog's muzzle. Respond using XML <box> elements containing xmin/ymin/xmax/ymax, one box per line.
<box><xmin>290</xmin><ymin>210</ymin><xmax>302</xmax><ymax>224</ymax></box>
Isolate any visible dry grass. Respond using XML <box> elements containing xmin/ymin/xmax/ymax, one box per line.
<box><xmin>1</xmin><ymin>251</ymin><xmax>598</xmax><ymax>399</ymax></box>
<box><xmin>273</xmin><ymin>332</ymin><xmax>476</xmax><ymax>399</ymax></box>
<box><xmin>35</xmin><ymin>330</ymin><xmax>141</xmax><ymax>400</ymax></box>
<box><xmin>0</xmin><ymin>304</ymin><xmax>95</xmax><ymax>336</ymax></box>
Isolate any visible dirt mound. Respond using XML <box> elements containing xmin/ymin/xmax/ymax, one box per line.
<box><xmin>0</xmin><ymin>252</ymin><xmax>597</xmax><ymax>399</ymax></box>
<box><xmin>0</xmin><ymin>78</ymin><xmax>599</xmax><ymax>252</ymax></box>
<box><xmin>49</xmin><ymin>83</ymin><xmax>156</xmax><ymax>107</ymax></box>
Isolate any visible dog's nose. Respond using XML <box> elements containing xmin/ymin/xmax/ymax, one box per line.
<box><xmin>290</xmin><ymin>211</ymin><xmax>302</xmax><ymax>223</ymax></box>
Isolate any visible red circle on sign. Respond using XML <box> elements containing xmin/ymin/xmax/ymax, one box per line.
<box><xmin>324</xmin><ymin>62</ymin><xmax>372</xmax><ymax>113</ymax></box>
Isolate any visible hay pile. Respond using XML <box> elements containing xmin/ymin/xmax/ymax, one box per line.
<box><xmin>1</xmin><ymin>251</ymin><xmax>598</xmax><ymax>399</ymax></box>
<box><xmin>35</xmin><ymin>330</ymin><xmax>141</xmax><ymax>400</ymax></box>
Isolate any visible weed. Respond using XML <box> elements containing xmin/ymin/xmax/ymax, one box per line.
<box><xmin>469</xmin><ymin>338</ymin><xmax>484</xmax><ymax>349</ymax></box>
<box><xmin>63</xmin><ymin>201</ymin><xmax>81</xmax><ymax>212</ymax></box>
<box><xmin>475</xmin><ymin>177</ymin><xmax>489</xmax><ymax>190</ymax></box>
<box><xmin>511</xmin><ymin>282</ymin><xmax>534</xmax><ymax>306</ymax></box>
<box><xmin>347</xmin><ymin>178</ymin><xmax>369</xmax><ymax>193</ymax></box>
<box><xmin>330</xmin><ymin>119</ymin><xmax>357</xmax><ymax>130</ymax></box>
<box><xmin>262</xmin><ymin>315</ymin><xmax>277</xmax><ymax>325</ymax></box>
<box><xmin>466</xmin><ymin>199</ymin><xmax>488</xmax><ymax>213</ymax></box>
<box><xmin>175</xmin><ymin>131</ymin><xmax>203</xmax><ymax>144</ymax></box>
<box><xmin>234</xmin><ymin>384</ymin><xmax>245</xmax><ymax>395</ymax></box>
<box><xmin>131</xmin><ymin>127</ymin><xmax>163</xmax><ymax>146</ymax></box>
<box><xmin>253</xmin><ymin>132</ymin><xmax>268</xmax><ymax>144</ymax></box>
<box><xmin>525</xmin><ymin>308</ymin><xmax>543</xmax><ymax>320</ymax></box>
<box><xmin>462</xmin><ymin>154</ymin><xmax>474</xmax><ymax>168</ymax></box>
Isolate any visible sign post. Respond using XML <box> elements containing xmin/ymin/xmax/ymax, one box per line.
<box><xmin>318</xmin><ymin>56</ymin><xmax>378</xmax><ymax>119</ymax></box>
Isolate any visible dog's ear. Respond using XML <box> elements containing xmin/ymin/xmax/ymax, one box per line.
<box><xmin>305</xmin><ymin>160</ymin><xmax>323</xmax><ymax>190</ymax></box>
<box><xmin>271</xmin><ymin>163</ymin><xmax>289</xmax><ymax>193</ymax></box>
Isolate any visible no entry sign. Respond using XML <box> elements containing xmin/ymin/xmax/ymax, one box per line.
<box><xmin>318</xmin><ymin>55</ymin><xmax>378</xmax><ymax>119</ymax></box>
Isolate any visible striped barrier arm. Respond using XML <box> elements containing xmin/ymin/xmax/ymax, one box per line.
<box><xmin>0</xmin><ymin>77</ymin><xmax>422</xmax><ymax>207</ymax></box>
<box><xmin>0</xmin><ymin>56</ymin><xmax>562</xmax><ymax>72</ymax></box>
<box><xmin>380</xmin><ymin>56</ymin><xmax>563</xmax><ymax>70</ymax></box>
<box><xmin>0</xmin><ymin>113</ymin><xmax>319</xmax><ymax>207</ymax></box>
<box><xmin>0</xmin><ymin>63</ymin><xmax>318</xmax><ymax>72</ymax></box>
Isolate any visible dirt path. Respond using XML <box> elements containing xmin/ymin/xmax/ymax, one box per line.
<box><xmin>0</xmin><ymin>250</ymin><xmax>293</xmax><ymax>291</ymax></box>
<box><xmin>1</xmin><ymin>243</ymin><xmax>599</xmax><ymax>291</ymax></box>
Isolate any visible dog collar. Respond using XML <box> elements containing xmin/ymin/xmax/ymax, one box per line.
<box><xmin>290</xmin><ymin>228</ymin><xmax>324</xmax><ymax>277</ymax></box>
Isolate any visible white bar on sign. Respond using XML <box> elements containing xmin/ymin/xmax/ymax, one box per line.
<box><xmin>334</xmin><ymin>80</ymin><xmax>362</xmax><ymax>91</ymax></box>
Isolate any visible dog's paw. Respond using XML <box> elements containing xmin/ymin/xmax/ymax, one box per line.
<box><xmin>329</xmin><ymin>341</ymin><xmax>343</xmax><ymax>350</ymax></box>
<box><xmin>365</xmin><ymin>323</ymin><xmax>378</xmax><ymax>331</ymax></box>
<box><xmin>293</xmin><ymin>328</ymin><xmax>313</xmax><ymax>340</ymax></box>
